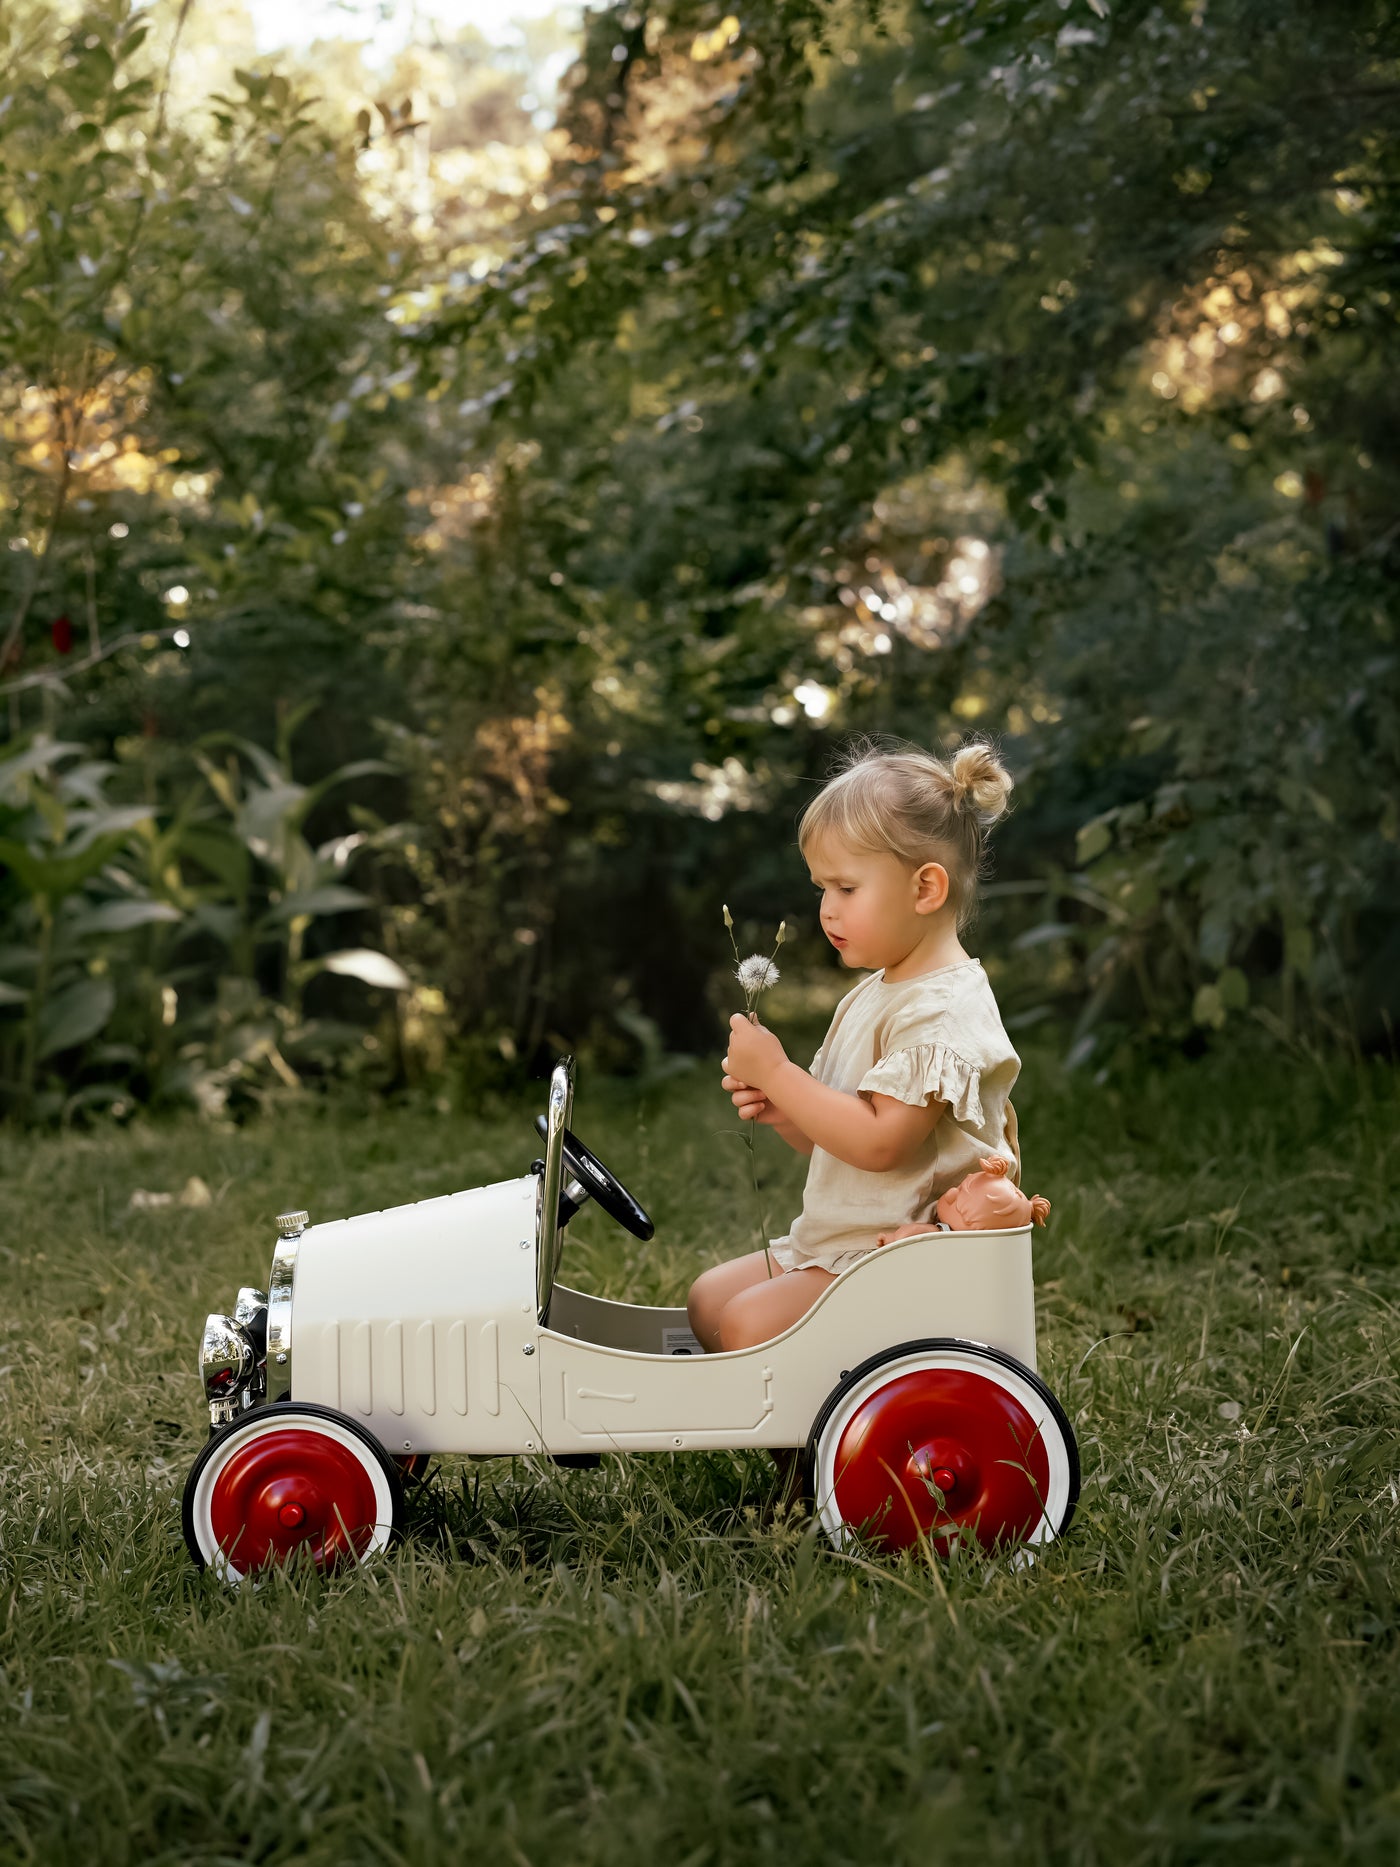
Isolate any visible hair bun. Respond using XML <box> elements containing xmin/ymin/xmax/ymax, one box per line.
<box><xmin>950</xmin><ymin>740</ymin><xmax>1014</xmax><ymax>827</ymax></box>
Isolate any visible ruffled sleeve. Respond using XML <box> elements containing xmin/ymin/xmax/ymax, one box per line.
<box><xmin>857</xmin><ymin>1042</ymin><xmax>985</xmax><ymax>1126</ymax></box>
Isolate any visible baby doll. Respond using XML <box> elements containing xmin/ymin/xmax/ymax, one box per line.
<box><xmin>875</xmin><ymin>1155</ymin><xmax>1050</xmax><ymax>1247</ymax></box>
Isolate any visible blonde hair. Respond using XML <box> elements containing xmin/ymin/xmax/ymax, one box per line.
<box><xmin>797</xmin><ymin>735</ymin><xmax>1014</xmax><ymax>930</ymax></box>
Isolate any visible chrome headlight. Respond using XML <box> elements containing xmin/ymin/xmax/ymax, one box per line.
<box><xmin>200</xmin><ymin>1313</ymin><xmax>260</xmax><ymax>1429</ymax></box>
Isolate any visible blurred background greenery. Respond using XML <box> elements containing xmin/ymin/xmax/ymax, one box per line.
<box><xmin>2</xmin><ymin>0</ymin><xmax>1396</xmax><ymax>1126</ymax></box>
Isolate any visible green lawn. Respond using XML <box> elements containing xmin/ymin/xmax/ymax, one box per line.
<box><xmin>1</xmin><ymin>1034</ymin><xmax>1398</xmax><ymax>1864</ymax></box>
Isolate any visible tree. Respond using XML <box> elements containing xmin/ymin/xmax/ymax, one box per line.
<box><xmin>420</xmin><ymin>0</ymin><xmax>1400</xmax><ymax>1057</ymax></box>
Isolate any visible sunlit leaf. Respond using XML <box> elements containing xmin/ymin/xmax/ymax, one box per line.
<box><xmin>67</xmin><ymin>900</ymin><xmax>184</xmax><ymax>937</ymax></box>
<box><xmin>266</xmin><ymin>887</ymin><xmax>372</xmax><ymax>923</ymax></box>
<box><xmin>316</xmin><ymin>949</ymin><xmax>410</xmax><ymax>991</ymax></box>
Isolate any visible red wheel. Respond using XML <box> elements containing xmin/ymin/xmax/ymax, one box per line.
<box><xmin>809</xmin><ymin>1341</ymin><xmax>1078</xmax><ymax>1557</ymax></box>
<box><xmin>183</xmin><ymin>1404</ymin><xmax>403</xmax><ymax>1584</ymax></box>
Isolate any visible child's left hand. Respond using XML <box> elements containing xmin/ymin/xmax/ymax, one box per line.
<box><xmin>725</xmin><ymin>1012</ymin><xmax>788</xmax><ymax>1092</ymax></box>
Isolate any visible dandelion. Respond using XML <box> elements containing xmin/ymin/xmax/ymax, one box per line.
<box><xmin>722</xmin><ymin>906</ymin><xmax>787</xmax><ymax>1277</ymax></box>
<box><xmin>735</xmin><ymin>954</ymin><xmax>780</xmax><ymax>996</ymax></box>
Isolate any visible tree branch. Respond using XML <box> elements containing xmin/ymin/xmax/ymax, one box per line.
<box><xmin>1</xmin><ymin>401</ymin><xmax>76</xmax><ymax>674</ymax></box>
<box><xmin>0</xmin><ymin>626</ymin><xmax>184</xmax><ymax>700</ymax></box>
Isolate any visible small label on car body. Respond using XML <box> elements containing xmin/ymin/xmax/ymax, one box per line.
<box><xmin>661</xmin><ymin>1326</ymin><xmax>704</xmax><ymax>1357</ymax></box>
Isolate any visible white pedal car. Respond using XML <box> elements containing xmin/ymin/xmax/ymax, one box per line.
<box><xmin>183</xmin><ymin>1060</ymin><xmax>1079</xmax><ymax>1582</ymax></box>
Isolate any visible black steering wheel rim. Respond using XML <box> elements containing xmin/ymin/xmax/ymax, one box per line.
<box><xmin>533</xmin><ymin>1113</ymin><xmax>654</xmax><ymax>1241</ymax></box>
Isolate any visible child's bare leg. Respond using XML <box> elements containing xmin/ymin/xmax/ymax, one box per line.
<box><xmin>716</xmin><ymin>1266</ymin><xmax>836</xmax><ymax>1351</ymax></box>
<box><xmin>687</xmin><ymin>1251</ymin><xmax>777</xmax><ymax>1352</ymax></box>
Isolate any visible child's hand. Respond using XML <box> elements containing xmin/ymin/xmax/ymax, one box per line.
<box><xmin>876</xmin><ymin>1221</ymin><xmax>940</xmax><ymax>1247</ymax></box>
<box><xmin>722</xmin><ymin>1071</ymin><xmax>779</xmax><ymax>1124</ymax></box>
<box><xmin>725</xmin><ymin>1013</ymin><xmax>788</xmax><ymax>1093</ymax></box>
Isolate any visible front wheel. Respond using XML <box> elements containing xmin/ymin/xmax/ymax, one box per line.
<box><xmin>183</xmin><ymin>1403</ymin><xmax>404</xmax><ymax>1584</ymax></box>
<box><xmin>807</xmin><ymin>1340</ymin><xmax>1079</xmax><ymax>1557</ymax></box>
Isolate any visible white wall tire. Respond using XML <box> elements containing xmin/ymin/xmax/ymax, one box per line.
<box><xmin>808</xmin><ymin>1339</ymin><xmax>1079</xmax><ymax>1557</ymax></box>
<box><xmin>183</xmin><ymin>1403</ymin><xmax>403</xmax><ymax>1585</ymax></box>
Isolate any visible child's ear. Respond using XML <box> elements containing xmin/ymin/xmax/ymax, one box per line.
<box><xmin>914</xmin><ymin>861</ymin><xmax>949</xmax><ymax>914</ymax></box>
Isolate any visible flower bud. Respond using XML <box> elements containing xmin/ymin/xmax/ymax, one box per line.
<box><xmin>722</xmin><ymin>902</ymin><xmax>733</xmax><ymax>929</ymax></box>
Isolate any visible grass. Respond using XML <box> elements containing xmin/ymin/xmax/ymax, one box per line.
<box><xmin>1</xmin><ymin>1028</ymin><xmax>1399</xmax><ymax>1865</ymax></box>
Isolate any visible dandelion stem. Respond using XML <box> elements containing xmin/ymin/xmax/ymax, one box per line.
<box><xmin>724</xmin><ymin>909</ymin><xmax>787</xmax><ymax>1280</ymax></box>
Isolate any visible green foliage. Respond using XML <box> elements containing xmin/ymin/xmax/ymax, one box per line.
<box><xmin>0</xmin><ymin>729</ymin><xmax>408</xmax><ymax>1122</ymax></box>
<box><xmin>431</xmin><ymin>0</ymin><xmax>1399</xmax><ymax>1057</ymax></box>
<box><xmin>0</xmin><ymin>0</ymin><xmax>430</xmax><ymax>740</ymax></box>
<box><xmin>3</xmin><ymin>0</ymin><xmax>1396</xmax><ymax>1116</ymax></box>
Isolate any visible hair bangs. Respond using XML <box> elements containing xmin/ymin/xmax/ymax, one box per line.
<box><xmin>798</xmin><ymin>766</ymin><xmax>902</xmax><ymax>863</ymax></box>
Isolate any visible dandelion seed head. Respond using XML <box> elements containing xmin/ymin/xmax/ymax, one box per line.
<box><xmin>736</xmin><ymin>954</ymin><xmax>779</xmax><ymax>993</ymax></box>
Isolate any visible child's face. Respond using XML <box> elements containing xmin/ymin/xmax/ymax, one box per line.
<box><xmin>805</xmin><ymin>833</ymin><xmax>944</xmax><ymax>973</ymax></box>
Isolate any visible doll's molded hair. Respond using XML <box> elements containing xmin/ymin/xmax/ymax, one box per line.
<box><xmin>977</xmin><ymin>1156</ymin><xmax>1011</xmax><ymax>1180</ymax></box>
<box><xmin>797</xmin><ymin>734</ymin><xmax>1013</xmax><ymax>930</ymax></box>
<box><xmin>1029</xmin><ymin>1195</ymin><xmax>1052</xmax><ymax>1227</ymax></box>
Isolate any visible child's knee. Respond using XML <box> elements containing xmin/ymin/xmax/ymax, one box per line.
<box><xmin>686</xmin><ymin>1270</ymin><xmax>719</xmax><ymax>1345</ymax></box>
<box><xmin>716</xmin><ymin>1286</ymin><xmax>772</xmax><ymax>1352</ymax></box>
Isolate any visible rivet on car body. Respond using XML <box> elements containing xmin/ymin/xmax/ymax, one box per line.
<box><xmin>522</xmin><ymin>1343</ymin><xmax>535</xmax><ymax>1355</ymax></box>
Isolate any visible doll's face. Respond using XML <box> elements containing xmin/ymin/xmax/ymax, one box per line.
<box><xmin>936</xmin><ymin>1166</ymin><xmax>1028</xmax><ymax>1231</ymax></box>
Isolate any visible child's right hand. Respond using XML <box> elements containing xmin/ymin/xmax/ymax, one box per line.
<box><xmin>876</xmin><ymin>1221</ymin><xmax>940</xmax><ymax>1247</ymax></box>
<box><xmin>722</xmin><ymin>1071</ymin><xmax>780</xmax><ymax>1124</ymax></box>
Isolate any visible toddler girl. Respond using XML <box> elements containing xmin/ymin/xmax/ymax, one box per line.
<box><xmin>687</xmin><ymin>736</ymin><xmax>1023</xmax><ymax>1354</ymax></box>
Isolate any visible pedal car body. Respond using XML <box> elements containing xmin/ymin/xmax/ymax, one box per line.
<box><xmin>184</xmin><ymin>1059</ymin><xmax>1078</xmax><ymax>1582</ymax></box>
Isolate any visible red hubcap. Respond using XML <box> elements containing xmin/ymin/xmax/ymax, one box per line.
<box><xmin>832</xmin><ymin>1367</ymin><xmax>1051</xmax><ymax>1553</ymax></box>
<box><xmin>208</xmin><ymin>1428</ymin><xmax>381</xmax><ymax>1572</ymax></box>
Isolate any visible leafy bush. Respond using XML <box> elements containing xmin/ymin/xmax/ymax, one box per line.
<box><xmin>0</xmin><ymin>729</ymin><xmax>409</xmax><ymax>1123</ymax></box>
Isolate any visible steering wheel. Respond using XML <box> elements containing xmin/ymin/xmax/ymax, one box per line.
<box><xmin>533</xmin><ymin>1113</ymin><xmax>654</xmax><ymax>1241</ymax></box>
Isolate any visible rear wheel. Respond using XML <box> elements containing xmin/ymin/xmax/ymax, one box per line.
<box><xmin>808</xmin><ymin>1340</ymin><xmax>1079</xmax><ymax>1557</ymax></box>
<box><xmin>183</xmin><ymin>1403</ymin><xmax>403</xmax><ymax>1584</ymax></box>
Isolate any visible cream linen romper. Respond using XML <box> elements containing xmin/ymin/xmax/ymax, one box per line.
<box><xmin>768</xmin><ymin>959</ymin><xmax>1022</xmax><ymax>1275</ymax></box>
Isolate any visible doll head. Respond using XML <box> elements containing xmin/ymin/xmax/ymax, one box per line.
<box><xmin>935</xmin><ymin>1155</ymin><xmax>1051</xmax><ymax>1231</ymax></box>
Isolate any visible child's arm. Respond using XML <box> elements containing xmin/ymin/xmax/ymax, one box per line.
<box><xmin>726</xmin><ymin>1015</ymin><xmax>943</xmax><ymax>1174</ymax></box>
<box><xmin>769</xmin><ymin>1112</ymin><xmax>815</xmax><ymax>1156</ymax></box>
